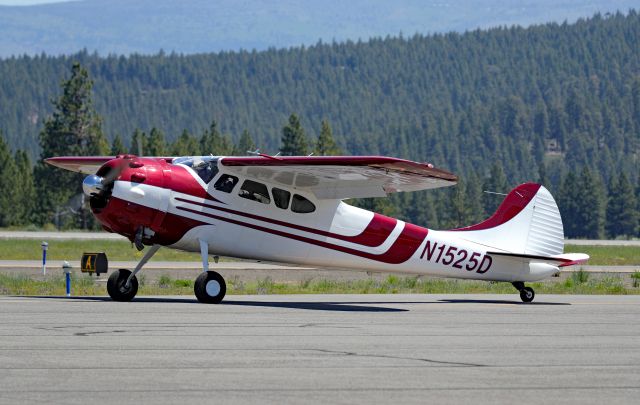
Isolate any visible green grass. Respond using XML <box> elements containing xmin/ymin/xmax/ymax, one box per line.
<box><xmin>0</xmin><ymin>239</ymin><xmax>202</xmax><ymax>261</ymax></box>
<box><xmin>2</xmin><ymin>273</ymin><xmax>639</xmax><ymax>297</ymax></box>
<box><xmin>0</xmin><ymin>240</ymin><xmax>639</xmax><ymax>265</ymax></box>
<box><xmin>564</xmin><ymin>245</ymin><xmax>640</xmax><ymax>265</ymax></box>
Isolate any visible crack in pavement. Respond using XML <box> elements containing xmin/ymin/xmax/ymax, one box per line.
<box><xmin>311</xmin><ymin>348</ymin><xmax>486</xmax><ymax>367</ymax></box>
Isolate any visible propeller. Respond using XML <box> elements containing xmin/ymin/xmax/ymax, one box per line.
<box><xmin>82</xmin><ymin>155</ymin><xmax>135</xmax><ymax>198</ymax></box>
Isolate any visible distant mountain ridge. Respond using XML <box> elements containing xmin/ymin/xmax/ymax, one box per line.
<box><xmin>0</xmin><ymin>0</ymin><xmax>638</xmax><ymax>57</ymax></box>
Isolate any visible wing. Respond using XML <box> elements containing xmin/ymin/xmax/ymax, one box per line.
<box><xmin>44</xmin><ymin>156</ymin><xmax>116</xmax><ymax>174</ymax></box>
<box><xmin>220</xmin><ymin>155</ymin><xmax>457</xmax><ymax>199</ymax></box>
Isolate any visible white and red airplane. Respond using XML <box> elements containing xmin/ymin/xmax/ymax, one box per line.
<box><xmin>46</xmin><ymin>154</ymin><xmax>589</xmax><ymax>303</ymax></box>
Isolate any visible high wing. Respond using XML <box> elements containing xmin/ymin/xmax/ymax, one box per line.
<box><xmin>44</xmin><ymin>156</ymin><xmax>116</xmax><ymax>174</ymax></box>
<box><xmin>220</xmin><ymin>155</ymin><xmax>457</xmax><ymax>199</ymax></box>
<box><xmin>46</xmin><ymin>155</ymin><xmax>458</xmax><ymax>199</ymax></box>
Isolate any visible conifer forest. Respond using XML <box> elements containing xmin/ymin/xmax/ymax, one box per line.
<box><xmin>0</xmin><ymin>11</ymin><xmax>639</xmax><ymax>238</ymax></box>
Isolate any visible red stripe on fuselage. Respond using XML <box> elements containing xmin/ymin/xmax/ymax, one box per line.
<box><xmin>175</xmin><ymin>205</ymin><xmax>427</xmax><ymax>264</ymax></box>
<box><xmin>450</xmin><ymin>183</ymin><xmax>541</xmax><ymax>232</ymax></box>
<box><xmin>174</xmin><ymin>197</ymin><xmax>397</xmax><ymax>247</ymax></box>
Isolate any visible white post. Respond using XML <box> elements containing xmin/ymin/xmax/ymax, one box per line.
<box><xmin>41</xmin><ymin>241</ymin><xmax>48</xmax><ymax>276</ymax></box>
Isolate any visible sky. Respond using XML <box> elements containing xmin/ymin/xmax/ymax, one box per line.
<box><xmin>0</xmin><ymin>0</ymin><xmax>73</xmax><ymax>5</ymax></box>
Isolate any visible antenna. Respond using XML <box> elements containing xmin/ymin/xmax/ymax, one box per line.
<box><xmin>483</xmin><ymin>190</ymin><xmax>508</xmax><ymax>196</ymax></box>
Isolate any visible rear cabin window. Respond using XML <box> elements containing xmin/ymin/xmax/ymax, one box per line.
<box><xmin>272</xmin><ymin>188</ymin><xmax>291</xmax><ymax>209</ymax></box>
<box><xmin>239</xmin><ymin>180</ymin><xmax>271</xmax><ymax>204</ymax></box>
<box><xmin>213</xmin><ymin>174</ymin><xmax>239</xmax><ymax>193</ymax></box>
<box><xmin>291</xmin><ymin>194</ymin><xmax>316</xmax><ymax>213</ymax></box>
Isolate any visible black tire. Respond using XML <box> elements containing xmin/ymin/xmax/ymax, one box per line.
<box><xmin>520</xmin><ymin>286</ymin><xmax>535</xmax><ymax>303</ymax></box>
<box><xmin>107</xmin><ymin>269</ymin><xmax>138</xmax><ymax>302</ymax></box>
<box><xmin>194</xmin><ymin>271</ymin><xmax>226</xmax><ymax>304</ymax></box>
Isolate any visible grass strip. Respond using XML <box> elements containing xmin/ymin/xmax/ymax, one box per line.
<box><xmin>1</xmin><ymin>239</ymin><xmax>640</xmax><ymax>265</ymax></box>
<box><xmin>2</xmin><ymin>272</ymin><xmax>639</xmax><ymax>296</ymax></box>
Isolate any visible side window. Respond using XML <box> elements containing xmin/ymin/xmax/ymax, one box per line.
<box><xmin>239</xmin><ymin>180</ymin><xmax>271</xmax><ymax>204</ymax></box>
<box><xmin>272</xmin><ymin>188</ymin><xmax>291</xmax><ymax>209</ymax></box>
<box><xmin>291</xmin><ymin>194</ymin><xmax>316</xmax><ymax>213</ymax></box>
<box><xmin>213</xmin><ymin>174</ymin><xmax>238</xmax><ymax>193</ymax></box>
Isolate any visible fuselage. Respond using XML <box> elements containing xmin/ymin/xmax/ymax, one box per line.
<box><xmin>90</xmin><ymin>156</ymin><xmax>555</xmax><ymax>283</ymax></box>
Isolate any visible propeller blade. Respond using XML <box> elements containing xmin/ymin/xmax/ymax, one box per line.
<box><xmin>101</xmin><ymin>156</ymin><xmax>133</xmax><ymax>185</ymax></box>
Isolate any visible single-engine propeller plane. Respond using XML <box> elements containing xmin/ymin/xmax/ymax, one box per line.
<box><xmin>46</xmin><ymin>154</ymin><xmax>589</xmax><ymax>303</ymax></box>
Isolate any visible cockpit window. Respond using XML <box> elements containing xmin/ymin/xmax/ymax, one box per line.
<box><xmin>272</xmin><ymin>188</ymin><xmax>291</xmax><ymax>209</ymax></box>
<box><xmin>214</xmin><ymin>174</ymin><xmax>239</xmax><ymax>193</ymax></box>
<box><xmin>239</xmin><ymin>180</ymin><xmax>270</xmax><ymax>204</ymax></box>
<box><xmin>174</xmin><ymin>156</ymin><xmax>220</xmax><ymax>183</ymax></box>
<box><xmin>291</xmin><ymin>194</ymin><xmax>315</xmax><ymax>213</ymax></box>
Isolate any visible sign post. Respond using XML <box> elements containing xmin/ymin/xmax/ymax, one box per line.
<box><xmin>41</xmin><ymin>241</ymin><xmax>48</xmax><ymax>276</ymax></box>
<box><xmin>62</xmin><ymin>261</ymin><xmax>71</xmax><ymax>297</ymax></box>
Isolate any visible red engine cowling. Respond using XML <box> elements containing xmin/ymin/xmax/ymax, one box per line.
<box><xmin>91</xmin><ymin>156</ymin><xmax>171</xmax><ymax>243</ymax></box>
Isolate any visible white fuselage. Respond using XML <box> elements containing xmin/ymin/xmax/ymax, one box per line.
<box><xmin>112</xmin><ymin>164</ymin><xmax>560</xmax><ymax>283</ymax></box>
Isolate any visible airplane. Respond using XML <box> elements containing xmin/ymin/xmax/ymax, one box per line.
<box><xmin>46</xmin><ymin>153</ymin><xmax>589</xmax><ymax>303</ymax></box>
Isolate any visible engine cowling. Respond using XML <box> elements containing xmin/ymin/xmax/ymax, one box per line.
<box><xmin>88</xmin><ymin>157</ymin><xmax>170</xmax><ymax>243</ymax></box>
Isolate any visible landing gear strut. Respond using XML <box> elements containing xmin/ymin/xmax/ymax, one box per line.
<box><xmin>512</xmin><ymin>281</ymin><xmax>535</xmax><ymax>303</ymax></box>
<box><xmin>193</xmin><ymin>239</ymin><xmax>226</xmax><ymax>304</ymax></box>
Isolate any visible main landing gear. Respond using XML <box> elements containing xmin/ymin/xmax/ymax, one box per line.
<box><xmin>106</xmin><ymin>239</ymin><xmax>227</xmax><ymax>304</ymax></box>
<box><xmin>512</xmin><ymin>281</ymin><xmax>535</xmax><ymax>303</ymax></box>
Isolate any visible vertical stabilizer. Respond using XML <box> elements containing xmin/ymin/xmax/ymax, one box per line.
<box><xmin>448</xmin><ymin>183</ymin><xmax>564</xmax><ymax>256</ymax></box>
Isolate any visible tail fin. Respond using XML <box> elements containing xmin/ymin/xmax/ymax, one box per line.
<box><xmin>450</xmin><ymin>183</ymin><xmax>564</xmax><ymax>256</ymax></box>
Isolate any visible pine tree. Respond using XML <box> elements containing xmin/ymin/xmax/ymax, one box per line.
<box><xmin>200</xmin><ymin>121</ymin><xmax>233</xmax><ymax>155</ymax></box>
<box><xmin>33</xmin><ymin>62</ymin><xmax>107</xmax><ymax>226</ymax></box>
<box><xmin>482</xmin><ymin>162</ymin><xmax>508</xmax><ymax>216</ymax></box>
<box><xmin>447</xmin><ymin>180</ymin><xmax>470</xmax><ymax>228</ymax></box>
<box><xmin>129</xmin><ymin>129</ymin><xmax>147</xmax><ymax>155</ymax></box>
<box><xmin>171</xmin><ymin>129</ymin><xmax>199</xmax><ymax>156</ymax></box>
<box><xmin>147</xmin><ymin>127</ymin><xmax>167</xmax><ymax>156</ymax></box>
<box><xmin>280</xmin><ymin>113</ymin><xmax>308</xmax><ymax>156</ymax></box>
<box><xmin>464</xmin><ymin>172</ymin><xmax>485</xmax><ymax>224</ymax></box>
<box><xmin>232</xmin><ymin>129</ymin><xmax>256</xmax><ymax>155</ymax></box>
<box><xmin>110</xmin><ymin>134</ymin><xmax>126</xmax><ymax>155</ymax></box>
<box><xmin>557</xmin><ymin>171</ymin><xmax>581</xmax><ymax>238</ymax></box>
<box><xmin>315</xmin><ymin>120</ymin><xmax>341</xmax><ymax>155</ymax></box>
<box><xmin>575</xmin><ymin>167</ymin><xmax>605</xmax><ymax>238</ymax></box>
<box><xmin>0</xmin><ymin>132</ymin><xmax>20</xmax><ymax>226</ymax></box>
<box><xmin>13</xmin><ymin>150</ymin><xmax>35</xmax><ymax>225</ymax></box>
<box><xmin>606</xmin><ymin>173</ymin><xmax>637</xmax><ymax>238</ymax></box>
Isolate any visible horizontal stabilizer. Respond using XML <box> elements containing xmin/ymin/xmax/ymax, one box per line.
<box><xmin>487</xmin><ymin>251</ymin><xmax>589</xmax><ymax>267</ymax></box>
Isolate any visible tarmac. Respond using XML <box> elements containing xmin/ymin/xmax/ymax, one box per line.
<box><xmin>0</xmin><ymin>294</ymin><xmax>639</xmax><ymax>404</ymax></box>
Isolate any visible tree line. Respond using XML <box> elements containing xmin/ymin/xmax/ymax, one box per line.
<box><xmin>0</xmin><ymin>11</ymin><xmax>640</xmax><ymax>237</ymax></box>
<box><xmin>0</xmin><ymin>61</ymin><xmax>638</xmax><ymax>238</ymax></box>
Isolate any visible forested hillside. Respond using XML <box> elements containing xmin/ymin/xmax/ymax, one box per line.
<box><xmin>0</xmin><ymin>0</ymin><xmax>636</xmax><ymax>57</ymax></box>
<box><xmin>0</xmin><ymin>11</ymin><xmax>639</xmax><ymax>236</ymax></box>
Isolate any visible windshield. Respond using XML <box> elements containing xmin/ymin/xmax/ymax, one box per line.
<box><xmin>174</xmin><ymin>156</ymin><xmax>221</xmax><ymax>183</ymax></box>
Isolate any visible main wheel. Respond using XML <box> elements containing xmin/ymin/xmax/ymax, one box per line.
<box><xmin>194</xmin><ymin>271</ymin><xmax>226</xmax><ymax>304</ymax></box>
<box><xmin>520</xmin><ymin>286</ymin><xmax>535</xmax><ymax>303</ymax></box>
<box><xmin>107</xmin><ymin>269</ymin><xmax>139</xmax><ymax>302</ymax></box>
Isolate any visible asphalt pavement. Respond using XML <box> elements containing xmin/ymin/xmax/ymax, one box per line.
<box><xmin>0</xmin><ymin>294</ymin><xmax>638</xmax><ymax>404</ymax></box>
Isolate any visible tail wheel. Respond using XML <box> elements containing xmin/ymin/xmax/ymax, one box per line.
<box><xmin>194</xmin><ymin>271</ymin><xmax>226</xmax><ymax>304</ymax></box>
<box><xmin>107</xmin><ymin>269</ymin><xmax>138</xmax><ymax>302</ymax></box>
<box><xmin>520</xmin><ymin>287</ymin><xmax>535</xmax><ymax>303</ymax></box>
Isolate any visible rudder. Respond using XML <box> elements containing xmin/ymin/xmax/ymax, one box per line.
<box><xmin>449</xmin><ymin>183</ymin><xmax>564</xmax><ymax>256</ymax></box>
